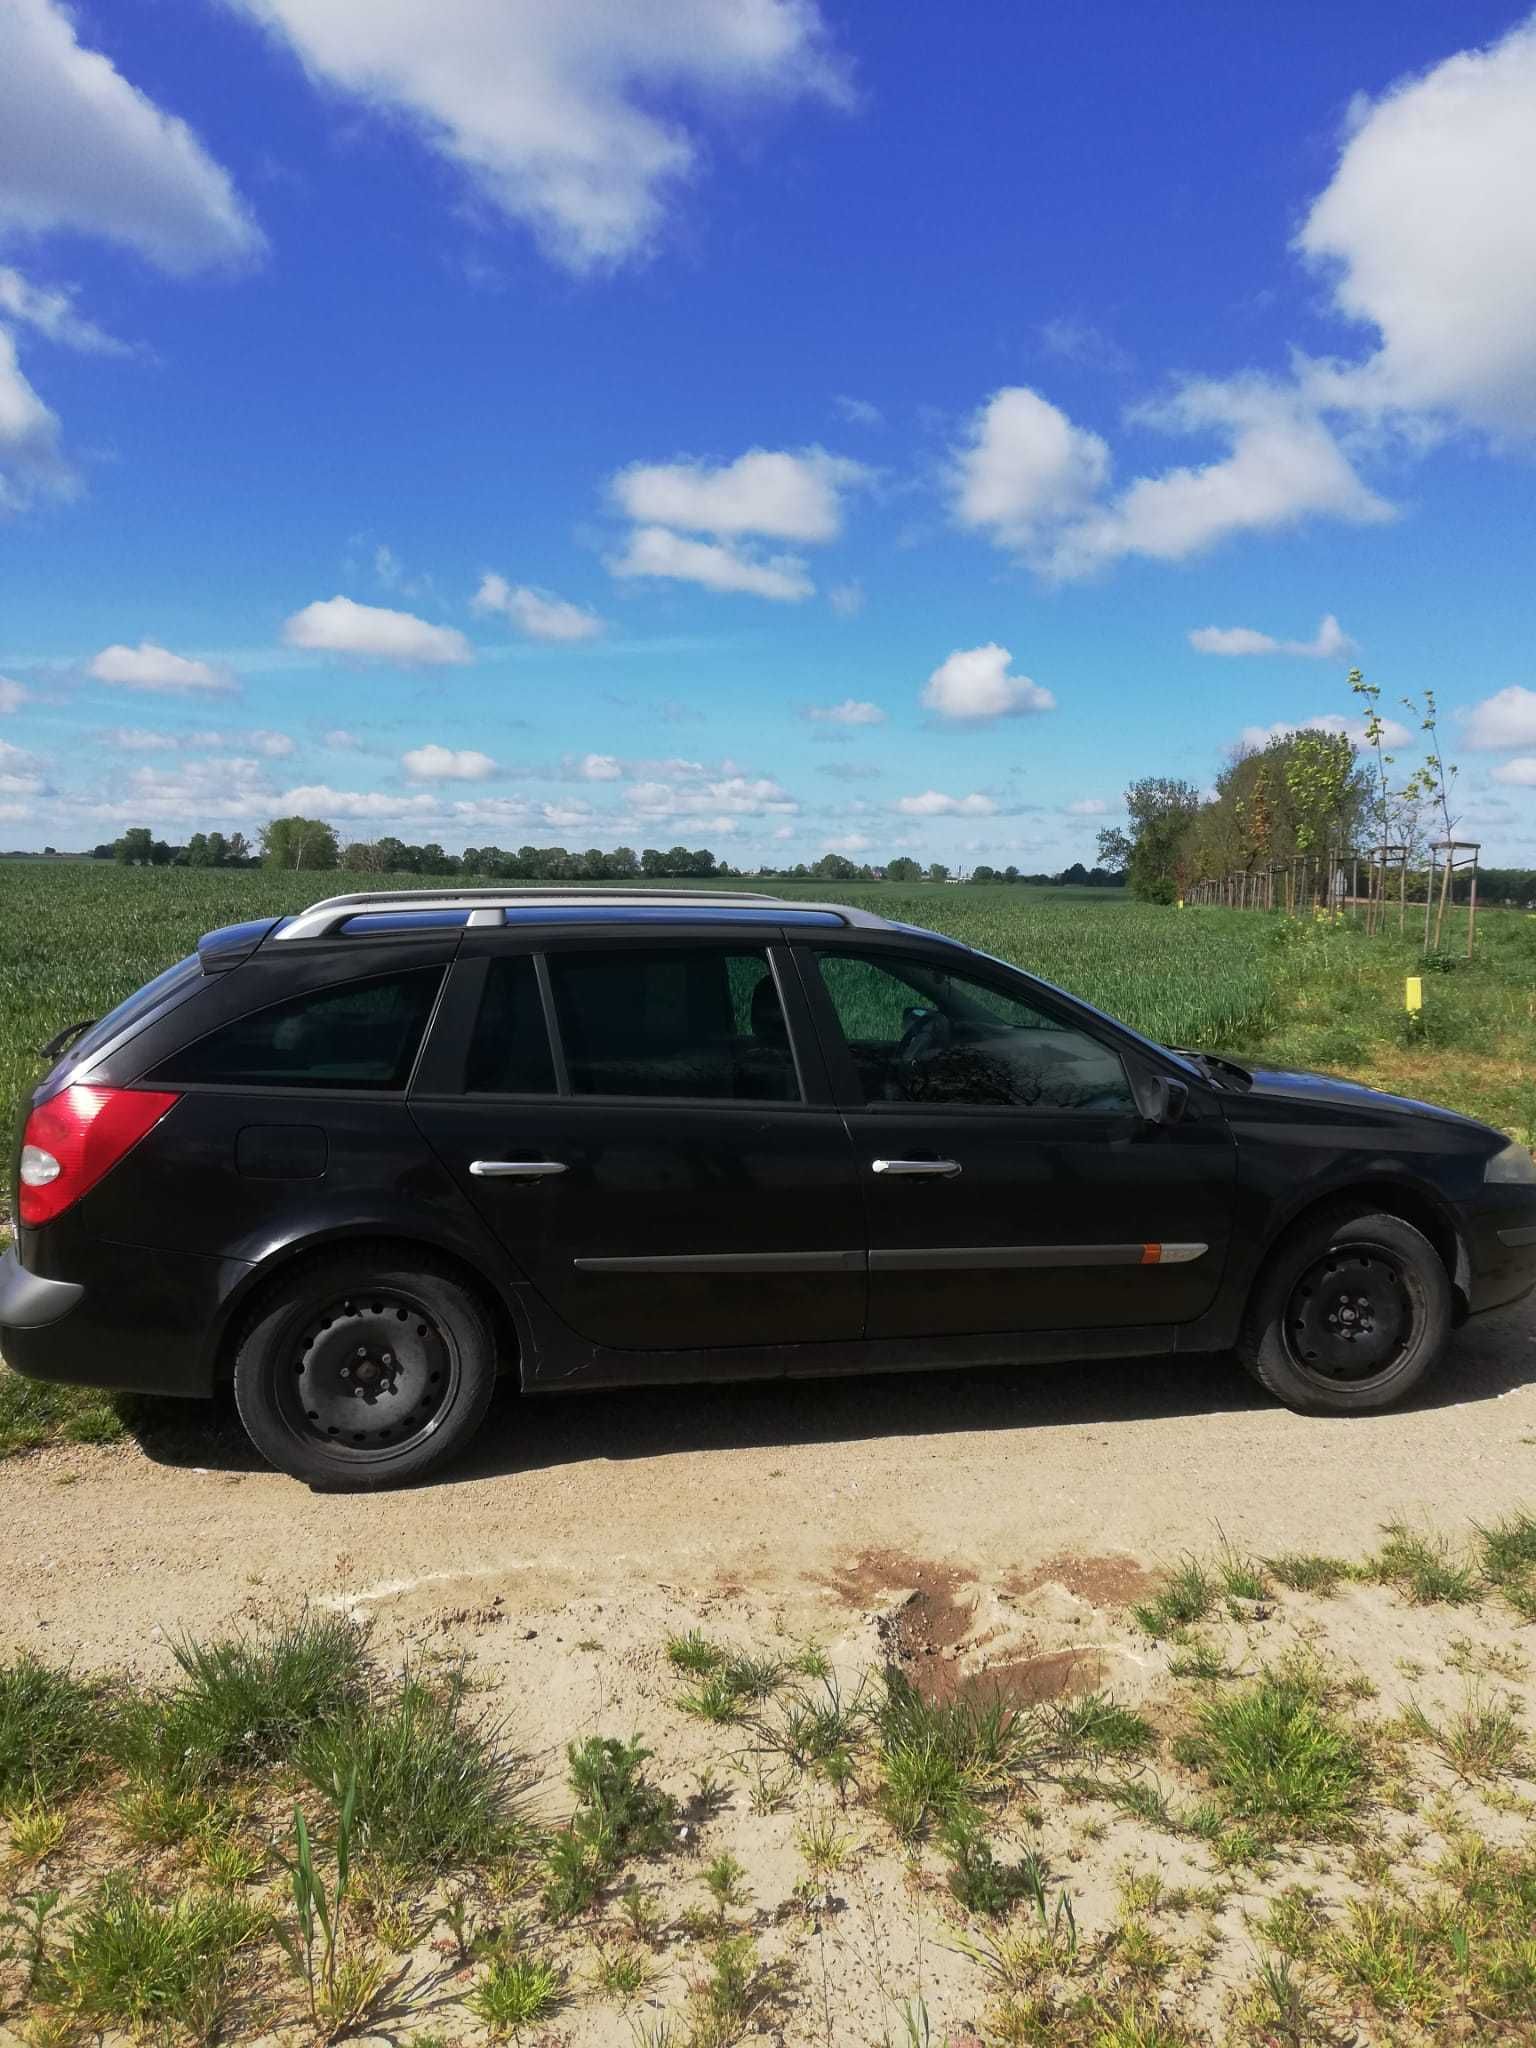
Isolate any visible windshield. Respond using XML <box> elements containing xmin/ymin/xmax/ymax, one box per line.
<box><xmin>911</xmin><ymin>931</ymin><xmax>1205</xmax><ymax>1080</ymax></box>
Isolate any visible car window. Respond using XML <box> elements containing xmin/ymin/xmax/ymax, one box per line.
<box><xmin>813</xmin><ymin>950</ymin><xmax>1134</xmax><ymax>1111</ymax></box>
<box><xmin>548</xmin><ymin>946</ymin><xmax>799</xmax><ymax>1101</ymax></box>
<box><xmin>150</xmin><ymin>966</ymin><xmax>443</xmax><ymax>1091</ymax></box>
<box><xmin>465</xmin><ymin>955</ymin><xmax>557</xmax><ymax>1094</ymax></box>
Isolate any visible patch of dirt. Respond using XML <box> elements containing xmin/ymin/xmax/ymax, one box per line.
<box><xmin>1007</xmin><ymin>1550</ymin><xmax>1157</xmax><ymax>1608</ymax></box>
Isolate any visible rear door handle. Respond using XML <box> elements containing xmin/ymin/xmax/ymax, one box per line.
<box><xmin>871</xmin><ymin>1157</ymin><xmax>962</xmax><ymax>1178</ymax></box>
<box><xmin>469</xmin><ymin>1159</ymin><xmax>569</xmax><ymax>1179</ymax></box>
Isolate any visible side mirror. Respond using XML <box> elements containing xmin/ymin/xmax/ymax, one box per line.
<box><xmin>1142</xmin><ymin>1075</ymin><xmax>1190</xmax><ymax>1126</ymax></box>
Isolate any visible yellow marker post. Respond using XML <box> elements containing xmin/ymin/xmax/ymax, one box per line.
<box><xmin>1405</xmin><ymin>975</ymin><xmax>1423</xmax><ymax>1015</ymax></box>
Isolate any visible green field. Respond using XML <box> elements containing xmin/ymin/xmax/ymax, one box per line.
<box><xmin>1</xmin><ymin>863</ymin><xmax>1532</xmax><ymax>1175</ymax></box>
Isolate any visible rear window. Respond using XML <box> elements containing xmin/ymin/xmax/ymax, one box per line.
<box><xmin>149</xmin><ymin>967</ymin><xmax>443</xmax><ymax>1091</ymax></box>
<box><xmin>50</xmin><ymin>955</ymin><xmax>204</xmax><ymax>1081</ymax></box>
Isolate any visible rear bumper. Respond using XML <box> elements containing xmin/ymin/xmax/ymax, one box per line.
<box><xmin>0</xmin><ymin>1248</ymin><xmax>82</xmax><ymax>1328</ymax></box>
<box><xmin>0</xmin><ymin>1236</ymin><xmax>250</xmax><ymax>1398</ymax></box>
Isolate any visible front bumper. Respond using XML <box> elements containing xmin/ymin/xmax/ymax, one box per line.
<box><xmin>1465</xmin><ymin>1188</ymin><xmax>1536</xmax><ymax>1316</ymax></box>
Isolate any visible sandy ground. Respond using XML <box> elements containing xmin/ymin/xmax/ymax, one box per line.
<box><xmin>3</xmin><ymin>1308</ymin><xmax>1536</xmax><ymax>2045</ymax></box>
<box><xmin>1</xmin><ymin>1305</ymin><xmax>1533</xmax><ymax>1674</ymax></box>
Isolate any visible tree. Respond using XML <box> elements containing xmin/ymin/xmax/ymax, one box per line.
<box><xmin>1094</xmin><ymin>827</ymin><xmax>1133</xmax><ymax>876</ymax></box>
<box><xmin>885</xmin><ymin>855</ymin><xmax>923</xmax><ymax>881</ymax></box>
<box><xmin>1118</xmin><ymin>778</ymin><xmax>1201</xmax><ymax>903</ymax></box>
<box><xmin>113</xmin><ymin>827</ymin><xmax>155</xmax><ymax>866</ymax></box>
<box><xmin>262</xmin><ymin>815</ymin><xmax>339</xmax><ymax>870</ymax></box>
<box><xmin>927</xmin><ymin>862</ymin><xmax>950</xmax><ymax>883</ymax></box>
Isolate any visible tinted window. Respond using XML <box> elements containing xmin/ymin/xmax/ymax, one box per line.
<box><xmin>814</xmin><ymin>951</ymin><xmax>1133</xmax><ymax>1111</ymax></box>
<box><xmin>548</xmin><ymin>946</ymin><xmax>798</xmax><ymax>1101</ymax></box>
<box><xmin>152</xmin><ymin>967</ymin><xmax>443</xmax><ymax>1090</ymax></box>
<box><xmin>465</xmin><ymin>955</ymin><xmax>557</xmax><ymax>1094</ymax></box>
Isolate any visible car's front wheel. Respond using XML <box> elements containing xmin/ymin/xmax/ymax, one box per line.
<box><xmin>1237</xmin><ymin>1203</ymin><xmax>1452</xmax><ymax>1414</ymax></box>
<box><xmin>232</xmin><ymin>1246</ymin><xmax>500</xmax><ymax>1488</ymax></box>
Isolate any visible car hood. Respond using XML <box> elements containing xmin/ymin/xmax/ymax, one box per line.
<box><xmin>1239</xmin><ymin>1063</ymin><xmax>1494</xmax><ymax>1134</ymax></box>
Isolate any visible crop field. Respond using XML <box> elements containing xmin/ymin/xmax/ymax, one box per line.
<box><xmin>0</xmin><ymin>864</ymin><xmax>1282</xmax><ymax>1140</ymax></box>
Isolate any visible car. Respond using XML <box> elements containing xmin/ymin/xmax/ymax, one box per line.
<box><xmin>4</xmin><ymin>885</ymin><xmax>1536</xmax><ymax>1489</ymax></box>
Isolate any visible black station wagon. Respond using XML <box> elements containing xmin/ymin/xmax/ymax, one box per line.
<box><xmin>4</xmin><ymin>886</ymin><xmax>1535</xmax><ymax>1488</ymax></box>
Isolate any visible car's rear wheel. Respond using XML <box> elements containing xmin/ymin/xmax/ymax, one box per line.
<box><xmin>232</xmin><ymin>1247</ymin><xmax>499</xmax><ymax>1488</ymax></box>
<box><xmin>1237</xmin><ymin>1203</ymin><xmax>1452</xmax><ymax>1414</ymax></box>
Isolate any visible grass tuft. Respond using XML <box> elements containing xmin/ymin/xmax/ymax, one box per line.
<box><xmin>1267</xmin><ymin>1552</ymin><xmax>1357</xmax><ymax>1596</ymax></box>
<box><xmin>0</xmin><ymin>1655</ymin><xmax>105</xmax><ymax>1805</ymax></box>
<box><xmin>1371</xmin><ymin>1522</ymin><xmax>1479</xmax><ymax>1605</ymax></box>
<box><xmin>48</xmin><ymin>1877</ymin><xmax>267</xmax><ymax>2043</ymax></box>
<box><xmin>1179</xmin><ymin>1660</ymin><xmax>1368</xmax><ymax>1837</ymax></box>
<box><xmin>1132</xmin><ymin>1559</ymin><xmax>1216</xmax><ymax>1638</ymax></box>
<box><xmin>301</xmin><ymin>1664</ymin><xmax>530</xmax><ymax>1877</ymax></box>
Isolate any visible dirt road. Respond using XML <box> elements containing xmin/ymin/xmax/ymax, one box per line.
<box><xmin>3</xmin><ymin>1305</ymin><xmax>1534</xmax><ymax>1673</ymax></box>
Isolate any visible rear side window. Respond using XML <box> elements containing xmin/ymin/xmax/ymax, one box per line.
<box><xmin>548</xmin><ymin>946</ymin><xmax>799</xmax><ymax>1101</ymax></box>
<box><xmin>465</xmin><ymin>956</ymin><xmax>557</xmax><ymax>1094</ymax></box>
<box><xmin>150</xmin><ymin>967</ymin><xmax>443</xmax><ymax>1091</ymax></box>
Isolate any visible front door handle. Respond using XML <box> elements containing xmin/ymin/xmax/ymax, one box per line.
<box><xmin>871</xmin><ymin>1157</ymin><xmax>962</xmax><ymax>1178</ymax></box>
<box><xmin>469</xmin><ymin>1159</ymin><xmax>569</xmax><ymax>1179</ymax></box>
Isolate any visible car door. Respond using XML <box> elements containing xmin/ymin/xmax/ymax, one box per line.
<box><xmin>794</xmin><ymin>939</ymin><xmax>1236</xmax><ymax>1339</ymax></box>
<box><xmin>410</xmin><ymin>930</ymin><xmax>866</xmax><ymax>1353</ymax></box>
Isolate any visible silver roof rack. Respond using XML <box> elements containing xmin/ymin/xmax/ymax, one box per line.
<box><xmin>272</xmin><ymin>884</ymin><xmax>891</xmax><ymax>943</ymax></box>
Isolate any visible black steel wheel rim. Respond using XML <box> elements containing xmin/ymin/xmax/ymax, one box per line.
<box><xmin>277</xmin><ymin>1289</ymin><xmax>458</xmax><ymax>1462</ymax></box>
<box><xmin>1282</xmin><ymin>1244</ymin><xmax>1417</xmax><ymax>1386</ymax></box>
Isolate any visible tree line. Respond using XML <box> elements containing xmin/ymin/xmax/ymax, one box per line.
<box><xmin>90</xmin><ymin>816</ymin><xmax>1126</xmax><ymax>887</ymax></box>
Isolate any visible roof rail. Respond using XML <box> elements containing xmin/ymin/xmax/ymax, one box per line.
<box><xmin>269</xmin><ymin>883</ymin><xmax>833</xmax><ymax>944</ymax></box>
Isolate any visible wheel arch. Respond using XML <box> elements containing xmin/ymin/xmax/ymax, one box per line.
<box><xmin>1254</xmin><ymin>1176</ymin><xmax>1470</xmax><ymax>1321</ymax></box>
<box><xmin>211</xmin><ymin>1225</ymin><xmax>526</xmax><ymax>1387</ymax></box>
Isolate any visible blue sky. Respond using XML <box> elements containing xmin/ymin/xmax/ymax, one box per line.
<box><xmin>3</xmin><ymin>0</ymin><xmax>1536</xmax><ymax>866</ymax></box>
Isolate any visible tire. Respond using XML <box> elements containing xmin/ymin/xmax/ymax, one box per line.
<box><xmin>1236</xmin><ymin>1202</ymin><xmax>1452</xmax><ymax>1415</ymax></box>
<box><xmin>232</xmin><ymin>1246</ymin><xmax>500</xmax><ymax>1489</ymax></box>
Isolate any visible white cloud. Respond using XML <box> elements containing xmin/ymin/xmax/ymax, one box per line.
<box><xmin>833</xmin><ymin>395</ymin><xmax>882</xmax><ymax>428</ymax></box>
<box><xmin>1055</xmin><ymin>380</ymin><xmax>1392</xmax><ymax>578</ymax></box>
<box><xmin>1234</xmin><ymin>713</ymin><xmax>1413</xmax><ymax>754</ymax></box>
<box><xmin>402</xmin><ymin>743</ymin><xmax>497</xmax><ymax>782</ymax></box>
<box><xmin>611</xmin><ymin>447</ymin><xmax>865</xmax><ymax>541</ymax></box>
<box><xmin>626</xmin><ymin>773</ymin><xmax>797</xmax><ymax>820</ymax></box>
<box><xmin>540</xmin><ymin>800</ymin><xmax>596</xmax><ymax>830</ymax></box>
<box><xmin>567</xmin><ymin>752</ymin><xmax>624</xmax><ymax>781</ymax></box>
<box><xmin>1064</xmin><ymin>797</ymin><xmax>1108</xmax><ymax>816</ymax></box>
<box><xmin>1</xmin><ymin>0</ymin><xmax>262</xmax><ymax>273</ymax></box>
<box><xmin>816</xmin><ymin>760</ymin><xmax>881</xmax><ymax>782</ymax></box>
<box><xmin>807</xmin><ymin>698</ymin><xmax>885</xmax><ymax>726</ymax></box>
<box><xmin>894</xmin><ymin>790</ymin><xmax>998</xmax><ymax>817</ymax></box>
<box><xmin>1296</xmin><ymin>17</ymin><xmax>1536</xmax><ymax>437</ymax></box>
<box><xmin>472</xmin><ymin>573</ymin><xmax>604</xmax><ymax>641</ymax></box>
<box><xmin>1463</xmin><ymin>686</ymin><xmax>1536</xmax><ymax>750</ymax></box>
<box><xmin>97</xmin><ymin>723</ymin><xmax>294</xmax><ymax>757</ymax></box>
<box><xmin>1189</xmin><ymin>613</ymin><xmax>1355</xmax><ymax>659</ymax></box>
<box><xmin>828</xmin><ymin>580</ymin><xmax>865</xmax><ymax>617</ymax></box>
<box><xmin>323</xmin><ymin>728</ymin><xmax>362</xmax><ymax>749</ymax></box>
<box><xmin>88</xmin><ymin>641</ymin><xmax>232</xmax><ymax>693</ymax></box>
<box><xmin>277</xmin><ymin>782</ymin><xmax>443</xmax><ymax>822</ymax></box>
<box><xmin>921</xmin><ymin>644</ymin><xmax>1055</xmax><ymax>723</ymax></box>
<box><xmin>608</xmin><ymin>526</ymin><xmax>813</xmax><ymax>601</ymax></box>
<box><xmin>0</xmin><ymin>267</ymin><xmax>128</xmax><ymax>355</ymax></box>
<box><xmin>1492</xmin><ymin>757</ymin><xmax>1536</xmax><ymax>787</ymax></box>
<box><xmin>224</xmin><ymin>0</ymin><xmax>845</xmax><ymax>273</ymax></box>
<box><xmin>0</xmin><ymin>737</ymin><xmax>43</xmax><ymax>796</ymax></box>
<box><xmin>282</xmin><ymin>596</ymin><xmax>473</xmax><ymax>667</ymax></box>
<box><xmin>952</xmin><ymin>387</ymin><xmax>1109</xmax><ymax>549</ymax></box>
<box><xmin>0</xmin><ymin>677</ymin><xmax>28</xmax><ymax>713</ymax></box>
<box><xmin>0</xmin><ymin>326</ymin><xmax>72</xmax><ymax>511</ymax></box>
<box><xmin>953</xmin><ymin>380</ymin><xmax>1390</xmax><ymax>579</ymax></box>
<box><xmin>822</xmin><ymin>831</ymin><xmax>871</xmax><ymax>853</ymax></box>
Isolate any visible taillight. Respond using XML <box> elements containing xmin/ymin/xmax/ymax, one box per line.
<box><xmin>18</xmin><ymin>1085</ymin><xmax>180</xmax><ymax>1227</ymax></box>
